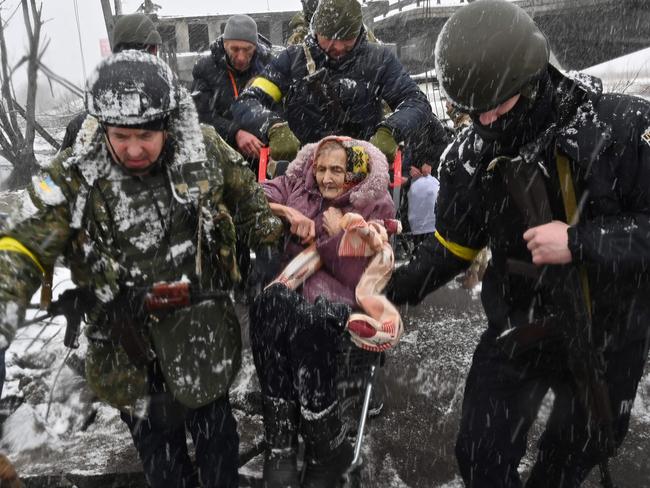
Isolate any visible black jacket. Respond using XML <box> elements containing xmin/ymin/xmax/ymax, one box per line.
<box><xmin>231</xmin><ymin>32</ymin><xmax>442</xmax><ymax>161</ymax></box>
<box><xmin>191</xmin><ymin>37</ymin><xmax>273</xmax><ymax>147</ymax></box>
<box><xmin>389</xmin><ymin>67</ymin><xmax>650</xmax><ymax>348</ymax></box>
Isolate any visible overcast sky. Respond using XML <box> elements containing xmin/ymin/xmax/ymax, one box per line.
<box><xmin>3</xmin><ymin>0</ymin><xmax>301</xmax><ymax>96</ymax></box>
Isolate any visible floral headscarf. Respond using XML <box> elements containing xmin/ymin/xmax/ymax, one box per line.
<box><xmin>344</xmin><ymin>144</ymin><xmax>370</xmax><ymax>184</ymax></box>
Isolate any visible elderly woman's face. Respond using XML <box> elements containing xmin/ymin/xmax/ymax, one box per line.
<box><xmin>314</xmin><ymin>147</ymin><xmax>347</xmax><ymax>199</ymax></box>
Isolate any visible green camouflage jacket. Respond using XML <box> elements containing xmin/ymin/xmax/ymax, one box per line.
<box><xmin>0</xmin><ymin>93</ymin><xmax>282</xmax><ymax>413</ymax></box>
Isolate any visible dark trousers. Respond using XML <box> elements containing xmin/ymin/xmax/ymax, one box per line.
<box><xmin>455</xmin><ymin>328</ymin><xmax>649</xmax><ymax>488</ymax></box>
<box><xmin>250</xmin><ymin>284</ymin><xmax>340</xmax><ymax>412</ymax></box>
<box><xmin>120</xmin><ymin>363</ymin><xmax>239</xmax><ymax>488</ymax></box>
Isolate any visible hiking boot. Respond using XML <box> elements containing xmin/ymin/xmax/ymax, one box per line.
<box><xmin>262</xmin><ymin>396</ymin><xmax>300</xmax><ymax>488</ymax></box>
<box><xmin>300</xmin><ymin>402</ymin><xmax>354</xmax><ymax>488</ymax></box>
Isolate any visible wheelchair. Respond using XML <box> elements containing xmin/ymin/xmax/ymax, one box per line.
<box><xmin>238</xmin><ymin>333</ymin><xmax>384</xmax><ymax>487</ymax></box>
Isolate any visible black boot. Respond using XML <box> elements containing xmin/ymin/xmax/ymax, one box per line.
<box><xmin>300</xmin><ymin>402</ymin><xmax>354</xmax><ymax>488</ymax></box>
<box><xmin>262</xmin><ymin>396</ymin><xmax>300</xmax><ymax>488</ymax></box>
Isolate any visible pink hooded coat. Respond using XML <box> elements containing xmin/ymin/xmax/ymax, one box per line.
<box><xmin>262</xmin><ymin>137</ymin><xmax>395</xmax><ymax>306</ymax></box>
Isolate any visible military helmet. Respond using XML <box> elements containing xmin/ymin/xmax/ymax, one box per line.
<box><xmin>85</xmin><ymin>51</ymin><xmax>179</xmax><ymax>127</ymax></box>
<box><xmin>112</xmin><ymin>13</ymin><xmax>162</xmax><ymax>52</ymax></box>
<box><xmin>312</xmin><ymin>0</ymin><xmax>363</xmax><ymax>40</ymax></box>
<box><xmin>435</xmin><ymin>0</ymin><xmax>549</xmax><ymax>113</ymax></box>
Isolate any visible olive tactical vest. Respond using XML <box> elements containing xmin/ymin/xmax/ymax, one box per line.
<box><xmin>68</xmin><ymin>131</ymin><xmax>242</xmax><ymax>413</ymax></box>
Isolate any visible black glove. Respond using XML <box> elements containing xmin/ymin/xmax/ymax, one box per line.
<box><xmin>48</xmin><ymin>288</ymin><xmax>97</xmax><ymax>348</ymax></box>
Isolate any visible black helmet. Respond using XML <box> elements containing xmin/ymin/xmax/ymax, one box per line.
<box><xmin>435</xmin><ymin>0</ymin><xmax>549</xmax><ymax>113</ymax></box>
<box><xmin>85</xmin><ymin>51</ymin><xmax>179</xmax><ymax>127</ymax></box>
<box><xmin>112</xmin><ymin>13</ymin><xmax>162</xmax><ymax>52</ymax></box>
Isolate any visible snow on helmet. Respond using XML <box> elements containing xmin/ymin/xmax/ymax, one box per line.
<box><xmin>85</xmin><ymin>50</ymin><xmax>179</xmax><ymax>127</ymax></box>
<box><xmin>312</xmin><ymin>0</ymin><xmax>363</xmax><ymax>40</ymax></box>
<box><xmin>434</xmin><ymin>0</ymin><xmax>549</xmax><ymax>113</ymax></box>
<box><xmin>112</xmin><ymin>13</ymin><xmax>162</xmax><ymax>52</ymax></box>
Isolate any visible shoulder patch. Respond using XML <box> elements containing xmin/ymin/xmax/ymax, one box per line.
<box><xmin>31</xmin><ymin>174</ymin><xmax>66</xmax><ymax>206</ymax></box>
<box><xmin>642</xmin><ymin>127</ymin><xmax>650</xmax><ymax>147</ymax></box>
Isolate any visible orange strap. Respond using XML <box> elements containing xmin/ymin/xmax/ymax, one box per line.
<box><xmin>227</xmin><ymin>70</ymin><xmax>239</xmax><ymax>99</ymax></box>
<box><xmin>258</xmin><ymin>147</ymin><xmax>269</xmax><ymax>182</ymax></box>
<box><xmin>389</xmin><ymin>149</ymin><xmax>406</xmax><ymax>188</ymax></box>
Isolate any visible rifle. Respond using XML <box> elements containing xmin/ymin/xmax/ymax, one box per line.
<box><xmin>303</xmin><ymin>67</ymin><xmax>346</xmax><ymax>124</ymax></box>
<box><xmin>24</xmin><ymin>282</ymin><xmax>229</xmax><ymax>356</ymax></box>
<box><xmin>493</xmin><ymin>154</ymin><xmax>617</xmax><ymax>488</ymax></box>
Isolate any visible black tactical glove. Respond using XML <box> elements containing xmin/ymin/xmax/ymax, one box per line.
<box><xmin>48</xmin><ymin>288</ymin><xmax>97</xmax><ymax>348</ymax></box>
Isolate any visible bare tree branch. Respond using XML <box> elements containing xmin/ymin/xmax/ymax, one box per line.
<box><xmin>0</xmin><ymin>8</ymin><xmax>21</xmax><ymax>143</ymax></box>
<box><xmin>0</xmin><ymin>129</ymin><xmax>15</xmax><ymax>157</ymax></box>
<box><xmin>11</xmin><ymin>97</ymin><xmax>60</xmax><ymax>150</ymax></box>
<box><xmin>21</xmin><ymin>0</ymin><xmax>32</xmax><ymax>35</ymax></box>
<box><xmin>0</xmin><ymin>147</ymin><xmax>15</xmax><ymax>163</ymax></box>
<box><xmin>0</xmin><ymin>0</ymin><xmax>47</xmax><ymax>188</ymax></box>
<box><xmin>1</xmin><ymin>2</ymin><xmax>21</xmax><ymax>30</ymax></box>
<box><xmin>38</xmin><ymin>61</ymin><xmax>83</xmax><ymax>98</ymax></box>
<box><xmin>21</xmin><ymin>0</ymin><xmax>42</xmax><ymax>154</ymax></box>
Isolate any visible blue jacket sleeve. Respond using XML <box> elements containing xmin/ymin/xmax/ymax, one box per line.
<box><xmin>371</xmin><ymin>46</ymin><xmax>434</xmax><ymax>143</ymax></box>
<box><xmin>231</xmin><ymin>49</ymin><xmax>293</xmax><ymax>142</ymax></box>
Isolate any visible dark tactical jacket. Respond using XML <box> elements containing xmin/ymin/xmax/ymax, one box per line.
<box><xmin>389</xmin><ymin>67</ymin><xmax>650</xmax><ymax>349</ymax></box>
<box><xmin>232</xmin><ymin>31</ymin><xmax>441</xmax><ymax>163</ymax></box>
<box><xmin>191</xmin><ymin>37</ymin><xmax>273</xmax><ymax>148</ymax></box>
<box><xmin>0</xmin><ymin>96</ymin><xmax>282</xmax><ymax>412</ymax></box>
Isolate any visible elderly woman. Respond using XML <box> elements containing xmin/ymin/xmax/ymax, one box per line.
<box><xmin>251</xmin><ymin>136</ymin><xmax>397</xmax><ymax>488</ymax></box>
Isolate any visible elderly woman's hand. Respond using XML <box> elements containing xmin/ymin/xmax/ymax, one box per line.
<box><xmin>323</xmin><ymin>207</ymin><xmax>344</xmax><ymax>237</ymax></box>
<box><xmin>268</xmin><ymin>203</ymin><xmax>316</xmax><ymax>244</ymax></box>
<box><xmin>285</xmin><ymin>207</ymin><xmax>316</xmax><ymax>244</ymax></box>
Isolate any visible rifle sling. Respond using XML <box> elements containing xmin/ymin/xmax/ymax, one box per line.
<box><xmin>555</xmin><ymin>151</ymin><xmax>592</xmax><ymax>321</ymax></box>
<box><xmin>301</xmin><ymin>44</ymin><xmax>344</xmax><ymax>122</ymax></box>
<box><xmin>302</xmin><ymin>42</ymin><xmax>316</xmax><ymax>75</ymax></box>
<box><xmin>498</xmin><ymin>152</ymin><xmax>617</xmax><ymax>470</ymax></box>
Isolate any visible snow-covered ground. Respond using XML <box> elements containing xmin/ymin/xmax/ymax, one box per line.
<box><xmin>2</xmin><ymin>269</ymin><xmax>649</xmax><ymax>487</ymax></box>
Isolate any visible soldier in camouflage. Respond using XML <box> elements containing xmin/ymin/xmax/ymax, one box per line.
<box><xmin>0</xmin><ymin>51</ymin><xmax>282</xmax><ymax>487</ymax></box>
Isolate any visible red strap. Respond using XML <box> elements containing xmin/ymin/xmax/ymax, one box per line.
<box><xmin>258</xmin><ymin>147</ymin><xmax>269</xmax><ymax>183</ymax></box>
<box><xmin>227</xmin><ymin>70</ymin><xmax>239</xmax><ymax>99</ymax></box>
<box><xmin>389</xmin><ymin>149</ymin><xmax>406</xmax><ymax>188</ymax></box>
